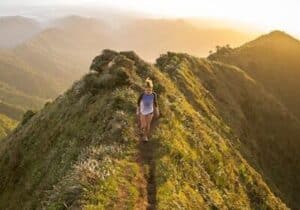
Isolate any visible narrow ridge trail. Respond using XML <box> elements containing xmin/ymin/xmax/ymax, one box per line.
<box><xmin>136</xmin><ymin>118</ymin><xmax>159</xmax><ymax>210</ymax></box>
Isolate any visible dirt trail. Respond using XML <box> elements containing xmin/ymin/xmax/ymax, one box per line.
<box><xmin>136</xmin><ymin>118</ymin><xmax>159</xmax><ymax>210</ymax></box>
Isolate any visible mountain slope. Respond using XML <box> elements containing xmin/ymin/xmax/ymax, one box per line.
<box><xmin>0</xmin><ymin>51</ymin><xmax>52</xmax><ymax>126</ymax></box>
<box><xmin>0</xmin><ymin>50</ymin><xmax>292</xmax><ymax>209</ymax></box>
<box><xmin>7</xmin><ymin>16</ymin><xmax>252</xmax><ymax>88</ymax></box>
<box><xmin>157</xmin><ymin>52</ymin><xmax>300</xmax><ymax>209</ymax></box>
<box><xmin>0</xmin><ymin>101</ymin><xmax>23</xmax><ymax>121</ymax></box>
<box><xmin>0</xmin><ymin>80</ymin><xmax>45</xmax><ymax>113</ymax></box>
<box><xmin>0</xmin><ymin>51</ymin><xmax>58</xmax><ymax>99</ymax></box>
<box><xmin>0</xmin><ymin>16</ymin><xmax>112</xmax><ymax>97</ymax></box>
<box><xmin>0</xmin><ymin>16</ymin><xmax>41</xmax><ymax>48</ymax></box>
<box><xmin>0</xmin><ymin>114</ymin><xmax>17</xmax><ymax>139</ymax></box>
<box><xmin>0</xmin><ymin>16</ymin><xmax>109</xmax><ymax>121</ymax></box>
<box><xmin>208</xmin><ymin>30</ymin><xmax>300</xmax><ymax>119</ymax></box>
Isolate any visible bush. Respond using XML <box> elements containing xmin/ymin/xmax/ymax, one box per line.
<box><xmin>112</xmin><ymin>55</ymin><xmax>135</xmax><ymax>70</ymax></box>
<box><xmin>90</xmin><ymin>49</ymin><xmax>118</xmax><ymax>73</ymax></box>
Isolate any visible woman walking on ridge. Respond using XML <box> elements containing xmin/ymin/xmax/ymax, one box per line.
<box><xmin>137</xmin><ymin>78</ymin><xmax>159</xmax><ymax>142</ymax></box>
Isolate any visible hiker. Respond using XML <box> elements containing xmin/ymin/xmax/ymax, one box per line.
<box><xmin>136</xmin><ymin>78</ymin><xmax>159</xmax><ymax>142</ymax></box>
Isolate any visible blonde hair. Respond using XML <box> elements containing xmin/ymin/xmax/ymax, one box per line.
<box><xmin>145</xmin><ymin>78</ymin><xmax>153</xmax><ymax>89</ymax></box>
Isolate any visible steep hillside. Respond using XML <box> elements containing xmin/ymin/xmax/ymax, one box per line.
<box><xmin>0</xmin><ymin>100</ymin><xmax>21</xmax><ymax>140</ymax></box>
<box><xmin>0</xmin><ymin>102</ymin><xmax>23</xmax><ymax>121</ymax></box>
<box><xmin>1</xmin><ymin>16</ymin><xmax>112</xmax><ymax>96</ymax></box>
<box><xmin>157</xmin><ymin>52</ymin><xmax>300</xmax><ymax>209</ymax></box>
<box><xmin>208</xmin><ymin>30</ymin><xmax>300</xmax><ymax>118</ymax></box>
<box><xmin>0</xmin><ymin>16</ymin><xmax>41</xmax><ymax>48</ymax></box>
<box><xmin>0</xmin><ymin>52</ymin><xmax>52</xmax><ymax>123</ymax></box>
<box><xmin>0</xmin><ymin>114</ymin><xmax>17</xmax><ymax>139</ymax></box>
<box><xmin>0</xmin><ymin>52</ymin><xmax>58</xmax><ymax>99</ymax></box>
<box><xmin>0</xmin><ymin>16</ymin><xmax>109</xmax><ymax>119</ymax></box>
<box><xmin>0</xmin><ymin>50</ymin><xmax>293</xmax><ymax>209</ymax></box>
<box><xmin>0</xmin><ymin>81</ymin><xmax>45</xmax><ymax>112</ymax></box>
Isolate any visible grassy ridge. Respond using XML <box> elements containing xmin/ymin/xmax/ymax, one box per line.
<box><xmin>0</xmin><ymin>50</ymin><xmax>291</xmax><ymax>209</ymax></box>
<box><xmin>157</xmin><ymin>52</ymin><xmax>300</xmax><ymax>208</ymax></box>
<box><xmin>208</xmin><ymin>30</ymin><xmax>300</xmax><ymax>119</ymax></box>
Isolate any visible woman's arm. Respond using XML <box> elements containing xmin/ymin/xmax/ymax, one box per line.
<box><xmin>153</xmin><ymin>92</ymin><xmax>160</xmax><ymax>117</ymax></box>
<box><xmin>137</xmin><ymin>93</ymin><xmax>143</xmax><ymax>115</ymax></box>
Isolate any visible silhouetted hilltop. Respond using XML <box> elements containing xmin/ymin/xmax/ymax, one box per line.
<box><xmin>244</xmin><ymin>30</ymin><xmax>300</xmax><ymax>46</ymax></box>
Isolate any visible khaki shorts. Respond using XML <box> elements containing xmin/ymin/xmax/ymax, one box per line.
<box><xmin>140</xmin><ymin>112</ymin><xmax>153</xmax><ymax>128</ymax></box>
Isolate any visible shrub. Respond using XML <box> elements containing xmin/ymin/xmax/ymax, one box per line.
<box><xmin>90</xmin><ymin>49</ymin><xmax>118</xmax><ymax>73</ymax></box>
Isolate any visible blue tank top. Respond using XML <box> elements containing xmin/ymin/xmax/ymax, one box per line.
<box><xmin>140</xmin><ymin>93</ymin><xmax>154</xmax><ymax>115</ymax></box>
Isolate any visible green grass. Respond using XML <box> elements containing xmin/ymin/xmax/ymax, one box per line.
<box><xmin>0</xmin><ymin>114</ymin><xmax>17</xmax><ymax>139</ymax></box>
<box><xmin>208</xmin><ymin>30</ymin><xmax>300</xmax><ymax>119</ymax></box>
<box><xmin>0</xmin><ymin>50</ymin><xmax>292</xmax><ymax>209</ymax></box>
<box><xmin>208</xmin><ymin>32</ymin><xmax>300</xmax><ymax>209</ymax></box>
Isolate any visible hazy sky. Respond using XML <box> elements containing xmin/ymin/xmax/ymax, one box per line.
<box><xmin>1</xmin><ymin>0</ymin><xmax>300</xmax><ymax>35</ymax></box>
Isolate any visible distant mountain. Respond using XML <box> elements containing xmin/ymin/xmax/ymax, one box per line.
<box><xmin>0</xmin><ymin>15</ymin><xmax>253</xmax><ymax>126</ymax></box>
<box><xmin>1</xmin><ymin>50</ymin><xmax>298</xmax><ymax>209</ymax></box>
<box><xmin>0</xmin><ymin>16</ymin><xmax>41</xmax><ymax>48</ymax></box>
<box><xmin>0</xmin><ymin>51</ymin><xmax>58</xmax><ymax>99</ymax></box>
<box><xmin>5</xmin><ymin>16</ymin><xmax>253</xmax><ymax>89</ymax></box>
<box><xmin>209</xmin><ymin>30</ymin><xmax>300</xmax><ymax>118</ymax></box>
<box><xmin>8</xmin><ymin>16</ymin><xmax>112</xmax><ymax>91</ymax></box>
<box><xmin>0</xmin><ymin>16</ymin><xmax>112</xmax><ymax>126</ymax></box>
<box><xmin>0</xmin><ymin>51</ymin><xmax>53</xmax><ymax>120</ymax></box>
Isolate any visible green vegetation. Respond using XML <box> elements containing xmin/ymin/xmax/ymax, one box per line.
<box><xmin>0</xmin><ymin>114</ymin><xmax>17</xmax><ymax>139</ymax></box>
<box><xmin>0</xmin><ymin>50</ymin><xmax>293</xmax><ymax>209</ymax></box>
<box><xmin>208</xmin><ymin>31</ymin><xmax>300</xmax><ymax>208</ymax></box>
<box><xmin>0</xmin><ymin>101</ymin><xmax>24</xmax><ymax>121</ymax></box>
<box><xmin>0</xmin><ymin>54</ymin><xmax>48</xmax><ymax>137</ymax></box>
<box><xmin>209</xmin><ymin>30</ymin><xmax>300</xmax><ymax>119</ymax></box>
<box><xmin>158</xmin><ymin>52</ymin><xmax>300</xmax><ymax>209</ymax></box>
<box><xmin>0</xmin><ymin>81</ymin><xmax>45</xmax><ymax>111</ymax></box>
<box><xmin>0</xmin><ymin>53</ymin><xmax>58</xmax><ymax>99</ymax></box>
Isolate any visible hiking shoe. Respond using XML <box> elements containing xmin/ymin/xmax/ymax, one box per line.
<box><xmin>143</xmin><ymin>136</ymin><xmax>149</xmax><ymax>142</ymax></box>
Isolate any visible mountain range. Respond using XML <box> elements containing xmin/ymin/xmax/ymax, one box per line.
<box><xmin>1</xmin><ymin>15</ymin><xmax>300</xmax><ymax>209</ymax></box>
<box><xmin>0</xmin><ymin>16</ymin><xmax>41</xmax><ymax>48</ymax></box>
<box><xmin>0</xmin><ymin>15</ymin><xmax>255</xmax><ymax>138</ymax></box>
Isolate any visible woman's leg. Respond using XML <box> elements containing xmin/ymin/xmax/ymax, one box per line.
<box><xmin>145</xmin><ymin>113</ymin><xmax>154</xmax><ymax>138</ymax></box>
<box><xmin>140</xmin><ymin>114</ymin><xmax>147</xmax><ymax>138</ymax></box>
